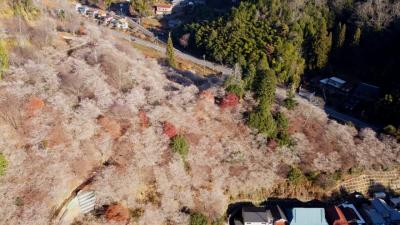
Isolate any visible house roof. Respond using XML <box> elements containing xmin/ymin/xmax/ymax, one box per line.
<box><xmin>234</xmin><ymin>219</ymin><xmax>244</xmax><ymax>225</ymax></box>
<box><xmin>242</xmin><ymin>207</ymin><xmax>273</xmax><ymax>223</ymax></box>
<box><xmin>320</xmin><ymin>77</ymin><xmax>347</xmax><ymax>89</ymax></box>
<box><xmin>154</xmin><ymin>4</ymin><xmax>173</xmax><ymax>9</ymax></box>
<box><xmin>288</xmin><ymin>208</ymin><xmax>329</xmax><ymax>225</ymax></box>
<box><xmin>326</xmin><ymin>206</ymin><xmax>349</xmax><ymax>225</ymax></box>
<box><xmin>353</xmin><ymin>82</ymin><xmax>380</xmax><ymax>101</ymax></box>
<box><xmin>390</xmin><ymin>197</ymin><xmax>400</xmax><ymax>207</ymax></box>
<box><xmin>371</xmin><ymin>198</ymin><xmax>400</xmax><ymax>222</ymax></box>
<box><xmin>361</xmin><ymin>206</ymin><xmax>386</xmax><ymax>225</ymax></box>
<box><xmin>269</xmin><ymin>205</ymin><xmax>287</xmax><ymax>221</ymax></box>
<box><xmin>339</xmin><ymin>203</ymin><xmax>366</xmax><ymax>224</ymax></box>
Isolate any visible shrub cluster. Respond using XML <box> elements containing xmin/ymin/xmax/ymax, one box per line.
<box><xmin>384</xmin><ymin>125</ymin><xmax>400</xmax><ymax>141</ymax></box>
<box><xmin>170</xmin><ymin>135</ymin><xmax>189</xmax><ymax>160</ymax></box>
<box><xmin>283</xmin><ymin>96</ymin><xmax>298</xmax><ymax>110</ymax></box>
<box><xmin>287</xmin><ymin>167</ymin><xmax>305</xmax><ymax>185</ymax></box>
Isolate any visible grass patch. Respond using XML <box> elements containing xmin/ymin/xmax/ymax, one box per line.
<box><xmin>170</xmin><ymin>135</ymin><xmax>189</xmax><ymax>160</ymax></box>
<box><xmin>11</xmin><ymin>0</ymin><xmax>40</xmax><ymax>20</ymax></box>
<box><xmin>190</xmin><ymin>212</ymin><xmax>208</xmax><ymax>225</ymax></box>
<box><xmin>0</xmin><ymin>152</ymin><xmax>8</xmax><ymax>176</ymax></box>
<box><xmin>287</xmin><ymin>166</ymin><xmax>305</xmax><ymax>185</ymax></box>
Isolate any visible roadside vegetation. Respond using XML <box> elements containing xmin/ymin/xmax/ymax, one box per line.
<box><xmin>0</xmin><ymin>152</ymin><xmax>7</xmax><ymax>176</ymax></box>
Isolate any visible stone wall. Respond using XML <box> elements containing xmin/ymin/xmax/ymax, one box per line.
<box><xmin>338</xmin><ymin>170</ymin><xmax>400</xmax><ymax>194</ymax></box>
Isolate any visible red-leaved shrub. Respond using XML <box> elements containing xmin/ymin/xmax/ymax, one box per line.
<box><xmin>219</xmin><ymin>93</ymin><xmax>239</xmax><ymax>109</ymax></box>
<box><xmin>163</xmin><ymin>121</ymin><xmax>177</xmax><ymax>138</ymax></box>
<box><xmin>105</xmin><ymin>204</ymin><xmax>129</xmax><ymax>222</ymax></box>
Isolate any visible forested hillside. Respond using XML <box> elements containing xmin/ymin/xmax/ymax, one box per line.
<box><xmin>177</xmin><ymin>0</ymin><xmax>400</xmax><ymax>130</ymax></box>
<box><xmin>0</xmin><ymin>0</ymin><xmax>399</xmax><ymax>225</ymax></box>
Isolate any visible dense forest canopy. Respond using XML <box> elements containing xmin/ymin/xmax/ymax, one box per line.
<box><xmin>177</xmin><ymin>0</ymin><xmax>400</xmax><ymax>128</ymax></box>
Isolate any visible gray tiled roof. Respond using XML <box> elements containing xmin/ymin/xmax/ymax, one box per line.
<box><xmin>242</xmin><ymin>207</ymin><xmax>273</xmax><ymax>223</ymax></box>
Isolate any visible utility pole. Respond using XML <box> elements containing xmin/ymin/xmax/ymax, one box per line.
<box><xmin>94</xmin><ymin>48</ymin><xmax>98</xmax><ymax>63</ymax></box>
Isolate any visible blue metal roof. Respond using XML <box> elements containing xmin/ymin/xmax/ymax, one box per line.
<box><xmin>371</xmin><ymin>198</ymin><xmax>400</xmax><ymax>223</ymax></box>
<box><xmin>288</xmin><ymin>208</ymin><xmax>329</xmax><ymax>225</ymax></box>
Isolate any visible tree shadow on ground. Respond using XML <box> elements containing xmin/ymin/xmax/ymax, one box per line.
<box><xmin>158</xmin><ymin>60</ymin><xmax>226</xmax><ymax>90</ymax></box>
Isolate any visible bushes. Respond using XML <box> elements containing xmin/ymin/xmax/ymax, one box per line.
<box><xmin>11</xmin><ymin>0</ymin><xmax>38</xmax><ymax>19</ymax></box>
<box><xmin>383</xmin><ymin>125</ymin><xmax>400</xmax><ymax>141</ymax></box>
<box><xmin>219</xmin><ymin>93</ymin><xmax>239</xmax><ymax>109</ymax></box>
<box><xmin>283</xmin><ymin>96</ymin><xmax>298</xmax><ymax>110</ymax></box>
<box><xmin>0</xmin><ymin>153</ymin><xmax>8</xmax><ymax>176</ymax></box>
<box><xmin>190</xmin><ymin>212</ymin><xmax>208</xmax><ymax>225</ymax></box>
<box><xmin>287</xmin><ymin>167</ymin><xmax>304</xmax><ymax>185</ymax></box>
<box><xmin>129</xmin><ymin>207</ymin><xmax>144</xmax><ymax>221</ymax></box>
<box><xmin>212</xmin><ymin>217</ymin><xmax>225</xmax><ymax>225</ymax></box>
<box><xmin>225</xmin><ymin>84</ymin><xmax>244</xmax><ymax>99</ymax></box>
<box><xmin>384</xmin><ymin>125</ymin><xmax>397</xmax><ymax>135</ymax></box>
<box><xmin>249</xmin><ymin>110</ymin><xmax>293</xmax><ymax>146</ymax></box>
<box><xmin>248</xmin><ymin>107</ymin><xmax>277</xmax><ymax>137</ymax></box>
<box><xmin>170</xmin><ymin>135</ymin><xmax>189</xmax><ymax>160</ymax></box>
<box><xmin>224</xmin><ymin>75</ymin><xmax>244</xmax><ymax>98</ymax></box>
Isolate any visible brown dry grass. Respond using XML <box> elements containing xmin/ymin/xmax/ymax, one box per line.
<box><xmin>131</xmin><ymin>42</ymin><xmax>218</xmax><ymax>76</ymax></box>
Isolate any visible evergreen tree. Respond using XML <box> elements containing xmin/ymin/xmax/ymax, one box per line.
<box><xmin>336</xmin><ymin>23</ymin><xmax>347</xmax><ymax>48</ymax></box>
<box><xmin>352</xmin><ymin>27</ymin><xmax>361</xmax><ymax>46</ymax></box>
<box><xmin>311</xmin><ymin>20</ymin><xmax>332</xmax><ymax>70</ymax></box>
<box><xmin>248</xmin><ymin>68</ymin><xmax>278</xmax><ymax>137</ymax></box>
<box><xmin>243</xmin><ymin>63</ymin><xmax>256</xmax><ymax>89</ymax></box>
<box><xmin>248</xmin><ymin>105</ymin><xmax>277</xmax><ymax>137</ymax></box>
<box><xmin>256</xmin><ymin>68</ymin><xmax>276</xmax><ymax>107</ymax></box>
<box><xmin>166</xmin><ymin>33</ymin><xmax>176</xmax><ymax>68</ymax></box>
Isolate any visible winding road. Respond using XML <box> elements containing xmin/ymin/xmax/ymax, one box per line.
<box><xmin>111</xmin><ymin>29</ymin><xmax>233</xmax><ymax>75</ymax></box>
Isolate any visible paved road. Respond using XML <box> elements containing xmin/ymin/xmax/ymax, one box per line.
<box><xmin>75</xmin><ymin>2</ymin><xmax>233</xmax><ymax>75</ymax></box>
<box><xmin>278</xmin><ymin>88</ymin><xmax>380</xmax><ymax>130</ymax></box>
<box><xmin>111</xmin><ymin>30</ymin><xmax>233</xmax><ymax>75</ymax></box>
<box><xmin>324</xmin><ymin>107</ymin><xmax>380</xmax><ymax>131</ymax></box>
